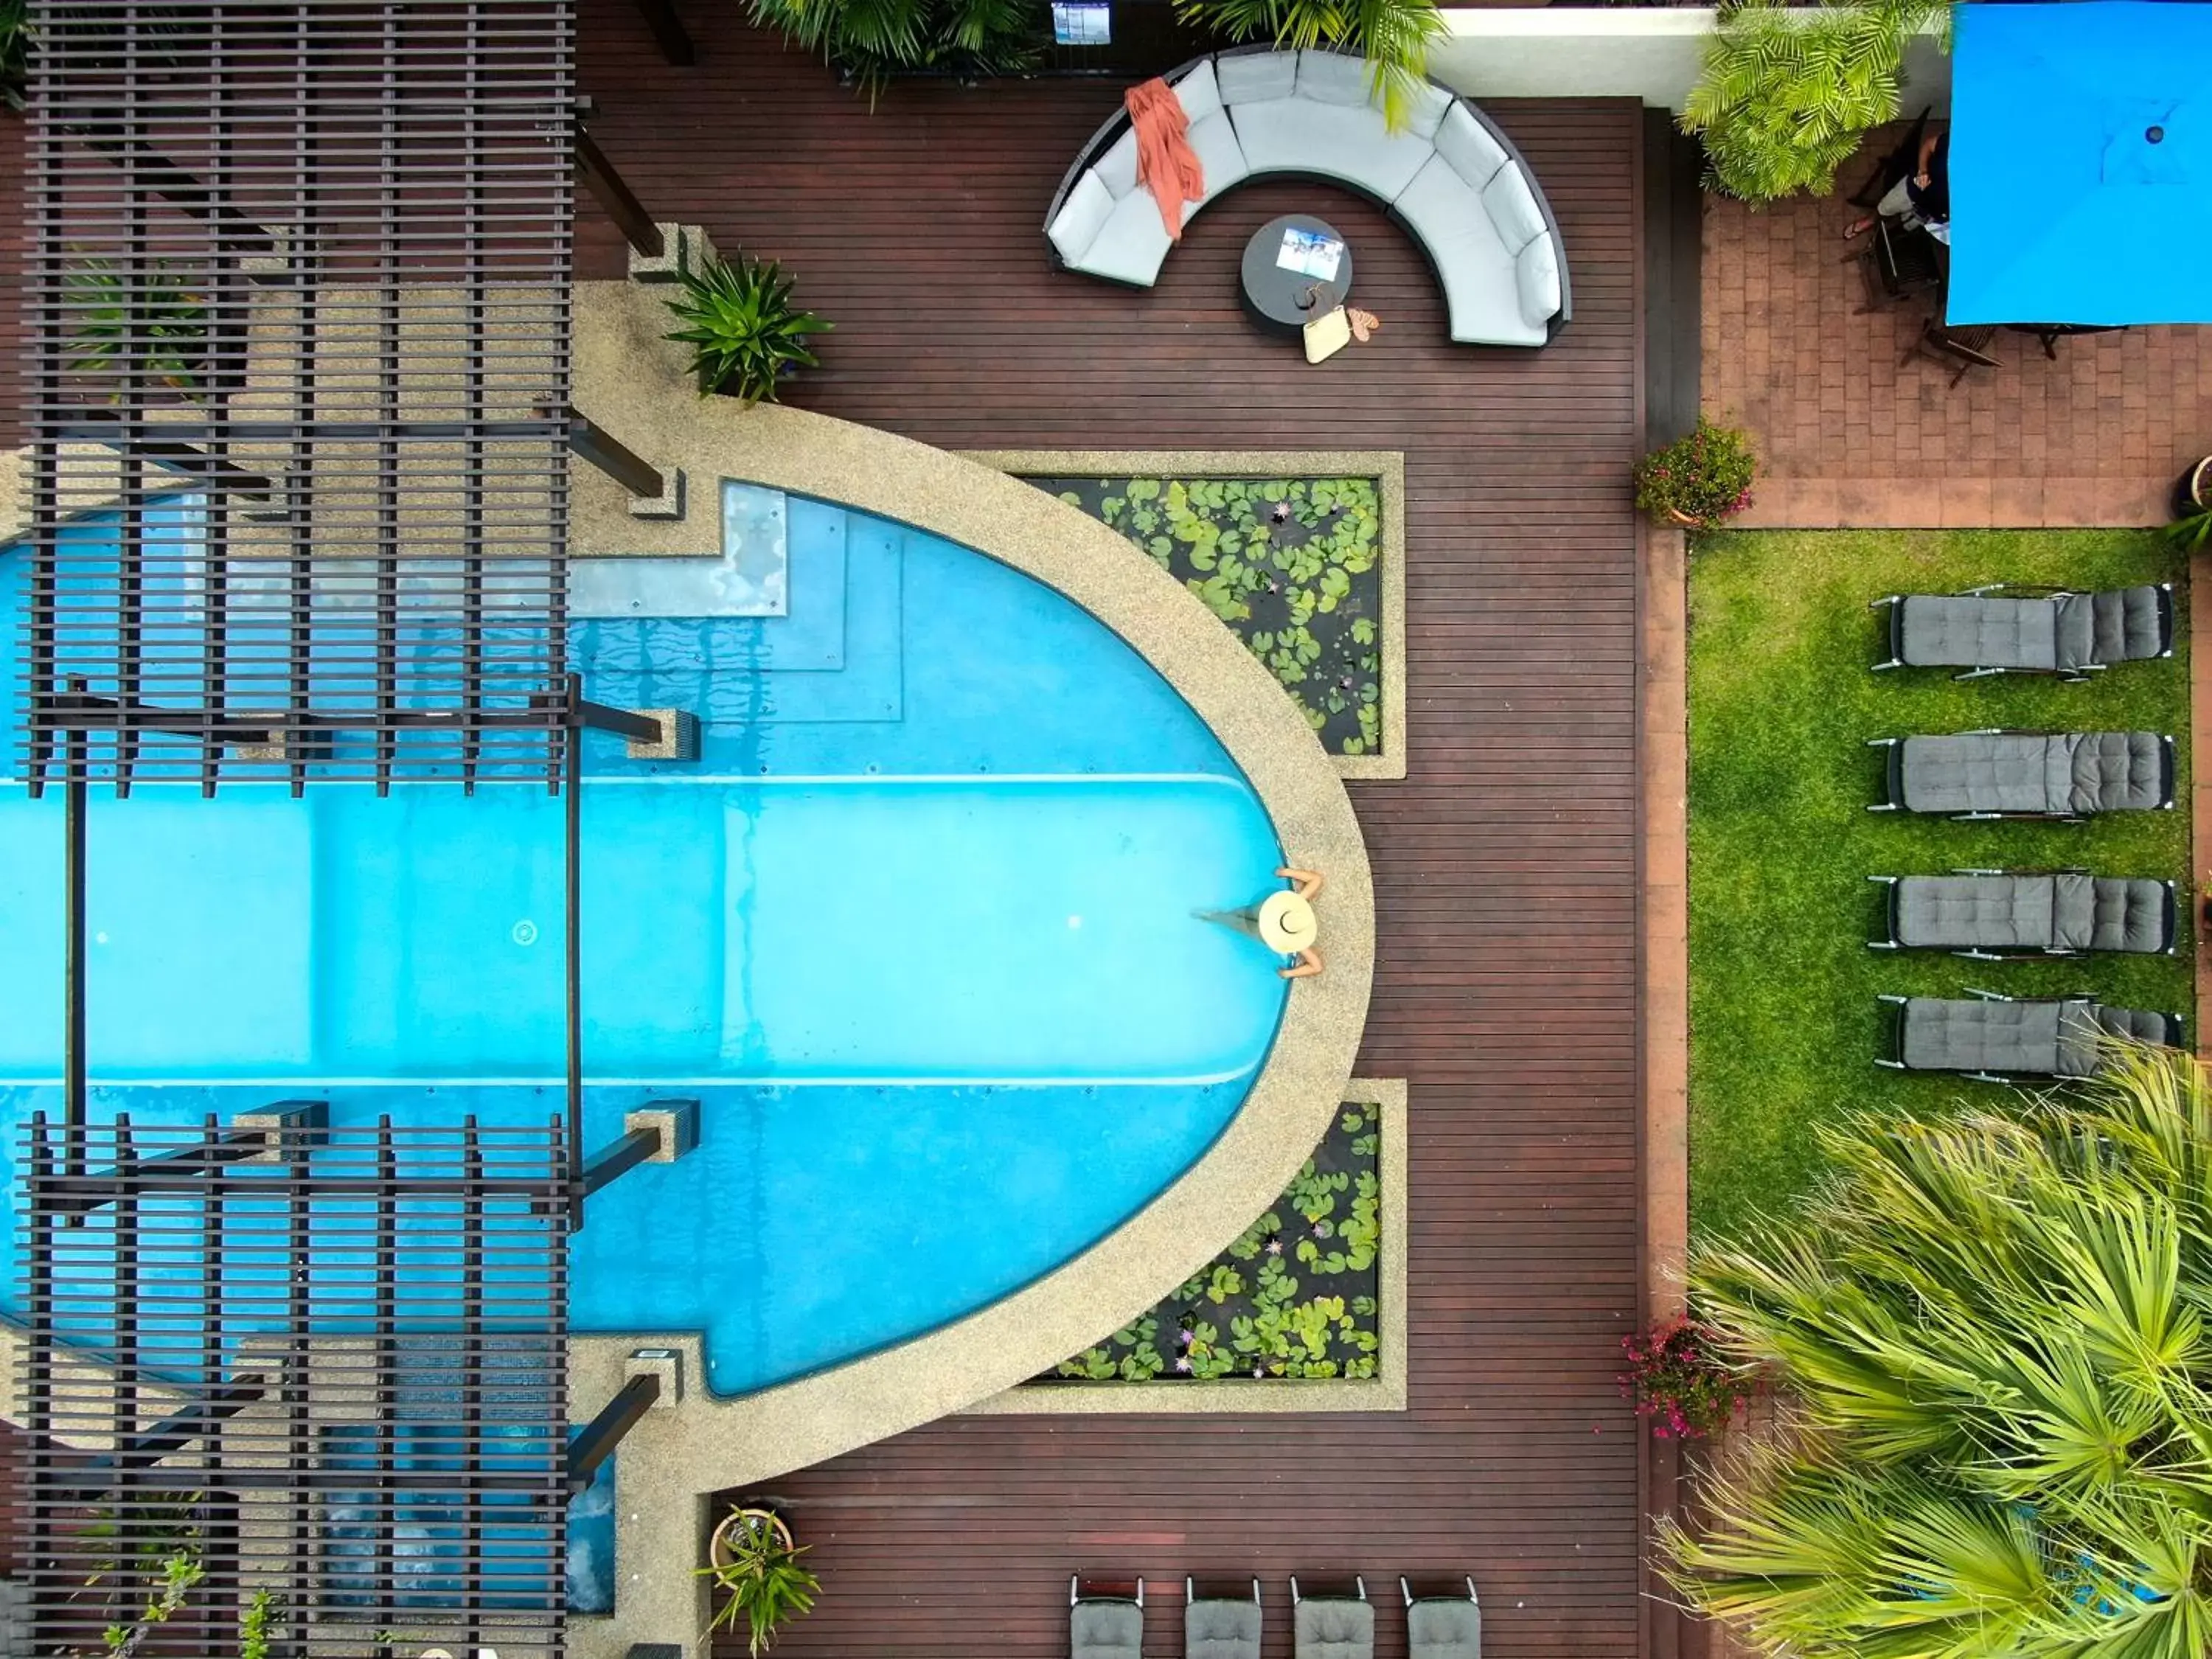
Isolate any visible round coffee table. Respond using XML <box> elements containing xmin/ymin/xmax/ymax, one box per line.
<box><xmin>1239</xmin><ymin>213</ymin><xmax>1353</xmax><ymax>336</ymax></box>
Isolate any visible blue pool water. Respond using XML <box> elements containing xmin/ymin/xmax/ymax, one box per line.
<box><xmin>0</xmin><ymin>493</ymin><xmax>1290</xmax><ymax>1394</ymax></box>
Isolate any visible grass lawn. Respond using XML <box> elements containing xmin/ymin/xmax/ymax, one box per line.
<box><xmin>1688</xmin><ymin>529</ymin><xmax>2193</xmax><ymax>1239</ymax></box>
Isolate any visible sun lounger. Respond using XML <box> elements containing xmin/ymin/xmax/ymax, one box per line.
<box><xmin>1871</xmin><ymin>582</ymin><xmax>2171</xmax><ymax>678</ymax></box>
<box><xmin>1291</xmin><ymin>1576</ymin><xmax>1373</xmax><ymax>1659</ymax></box>
<box><xmin>1403</xmin><ymin>1577</ymin><xmax>1481</xmax><ymax>1659</ymax></box>
<box><xmin>1186</xmin><ymin>1578</ymin><xmax>1262</xmax><ymax>1659</ymax></box>
<box><xmin>1868</xmin><ymin>730</ymin><xmax>2174</xmax><ymax>820</ymax></box>
<box><xmin>1869</xmin><ymin>870</ymin><xmax>2176</xmax><ymax>958</ymax></box>
<box><xmin>1072</xmin><ymin>1576</ymin><xmax>1144</xmax><ymax>1659</ymax></box>
<box><xmin>1876</xmin><ymin>992</ymin><xmax>2181</xmax><ymax>1082</ymax></box>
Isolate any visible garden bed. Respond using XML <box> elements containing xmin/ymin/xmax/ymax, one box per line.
<box><xmin>1029</xmin><ymin>473</ymin><xmax>1386</xmax><ymax>758</ymax></box>
<box><xmin>1040</xmin><ymin>1100</ymin><xmax>1381</xmax><ymax>1382</ymax></box>
<box><xmin>1688</xmin><ymin>529</ymin><xmax>2192</xmax><ymax>1239</ymax></box>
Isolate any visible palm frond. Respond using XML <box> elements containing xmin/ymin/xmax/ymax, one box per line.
<box><xmin>1671</xmin><ymin>1048</ymin><xmax>2212</xmax><ymax>1658</ymax></box>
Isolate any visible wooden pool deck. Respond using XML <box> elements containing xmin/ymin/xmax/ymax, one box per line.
<box><xmin>0</xmin><ymin>10</ymin><xmax>1658</xmax><ymax>1651</ymax></box>
<box><xmin>565</xmin><ymin>7</ymin><xmax>1651</xmax><ymax>1654</ymax></box>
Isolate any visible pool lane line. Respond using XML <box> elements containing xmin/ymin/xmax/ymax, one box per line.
<box><xmin>0</xmin><ymin>771</ymin><xmax>1259</xmax><ymax>792</ymax></box>
<box><xmin>0</xmin><ymin>1066</ymin><xmax>1264</xmax><ymax>1091</ymax></box>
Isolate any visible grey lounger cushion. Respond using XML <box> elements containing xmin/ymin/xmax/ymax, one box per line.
<box><xmin>1294</xmin><ymin>1597</ymin><xmax>1375</xmax><ymax>1659</ymax></box>
<box><xmin>1897</xmin><ymin>731</ymin><xmax>2167</xmax><ymax>815</ymax></box>
<box><xmin>1900</xmin><ymin>998</ymin><xmax>2174</xmax><ymax>1077</ymax></box>
<box><xmin>1896</xmin><ymin>586</ymin><xmax>2168</xmax><ymax>671</ymax></box>
<box><xmin>1187</xmin><ymin>1596</ymin><xmax>1262</xmax><ymax>1659</ymax></box>
<box><xmin>1074</xmin><ymin>1599</ymin><xmax>1145</xmax><ymax>1658</ymax></box>
<box><xmin>1408</xmin><ymin>1596</ymin><xmax>1482</xmax><ymax>1659</ymax></box>
<box><xmin>1894</xmin><ymin>873</ymin><xmax>2170</xmax><ymax>953</ymax></box>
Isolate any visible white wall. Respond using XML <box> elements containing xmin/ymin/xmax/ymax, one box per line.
<box><xmin>1427</xmin><ymin>9</ymin><xmax>1952</xmax><ymax>116</ymax></box>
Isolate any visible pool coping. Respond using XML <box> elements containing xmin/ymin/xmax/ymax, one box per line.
<box><xmin>957</xmin><ymin>451</ymin><xmax>1408</xmax><ymax>782</ymax></box>
<box><xmin>564</xmin><ymin>279</ymin><xmax>1376</xmax><ymax>1659</ymax></box>
<box><xmin>967</xmin><ymin>1077</ymin><xmax>1408</xmax><ymax>1413</ymax></box>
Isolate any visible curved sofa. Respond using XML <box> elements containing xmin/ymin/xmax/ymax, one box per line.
<box><xmin>1043</xmin><ymin>46</ymin><xmax>1571</xmax><ymax>347</ymax></box>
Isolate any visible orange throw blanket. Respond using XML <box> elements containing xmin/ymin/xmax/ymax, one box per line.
<box><xmin>1124</xmin><ymin>77</ymin><xmax>1205</xmax><ymax>240</ymax></box>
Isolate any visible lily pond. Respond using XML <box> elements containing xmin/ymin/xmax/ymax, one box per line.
<box><xmin>1030</xmin><ymin>476</ymin><xmax>1385</xmax><ymax>757</ymax></box>
<box><xmin>1043</xmin><ymin>1101</ymin><xmax>1381</xmax><ymax>1382</ymax></box>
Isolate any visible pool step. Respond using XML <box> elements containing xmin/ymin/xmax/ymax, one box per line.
<box><xmin>568</xmin><ymin>499</ymin><xmax>903</xmax><ymax>735</ymax></box>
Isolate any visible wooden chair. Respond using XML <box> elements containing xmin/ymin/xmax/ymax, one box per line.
<box><xmin>1852</xmin><ymin>215</ymin><xmax>1942</xmax><ymax>312</ymax></box>
<box><xmin>1850</xmin><ymin>108</ymin><xmax>1932</xmax><ymax>209</ymax></box>
<box><xmin>1908</xmin><ymin>319</ymin><xmax>2000</xmax><ymax>386</ymax></box>
<box><xmin>2003</xmin><ymin>322</ymin><xmax>2128</xmax><ymax>360</ymax></box>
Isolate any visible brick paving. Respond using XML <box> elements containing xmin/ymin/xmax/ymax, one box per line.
<box><xmin>1700</xmin><ymin>128</ymin><xmax>2211</xmax><ymax>529</ymax></box>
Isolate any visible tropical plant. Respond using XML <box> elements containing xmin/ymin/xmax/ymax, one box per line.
<box><xmin>2164</xmin><ymin>504</ymin><xmax>2212</xmax><ymax>555</ymax></box>
<box><xmin>63</xmin><ymin>257</ymin><xmax>210</xmax><ymax>394</ymax></box>
<box><xmin>1619</xmin><ymin>1315</ymin><xmax>1753</xmax><ymax>1440</ymax></box>
<box><xmin>750</xmin><ymin>0</ymin><xmax>1040</xmax><ymax>97</ymax></box>
<box><xmin>1</xmin><ymin>0</ymin><xmax>28</xmax><ymax>111</ymax></box>
<box><xmin>1634</xmin><ymin>419</ymin><xmax>1757</xmax><ymax>526</ymax></box>
<box><xmin>661</xmin><ymin>254</ymin><xmax>831</xmax><ymax>406</ymax></box>
<box><xmin>1680</xmin><ymin>0</ymin><xmax>1950</xmax><ymax>205</ymax></box>
<box><xmin>698</xmin><ymin>1509</ymin><xmax>821</xmax><ymax>1658</ymax></box>
<box><xmin>1663</xmin><ymin>1044</ymin><xmax>2212</xmax><ymax>1659</ymax></box>
<box><xmin>236</xmin><ymin>1590</ymin><xmax>278</xmax><ymax>1659</ymax></box>
<box><xmin>1173</xmin><ymin>0</ymin><xmax>1445</xmax><ymax>132</ymax></box>
<box><xmin>94</xmin><ymin>1551</ymin><xmax>202</xmax><ymax>1659</ymax></box>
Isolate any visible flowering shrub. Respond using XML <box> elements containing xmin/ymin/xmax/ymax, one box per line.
<box><xmin>1633</xmin><ymin>420</ymin><xmax>1757</xmax><ymax>526</ymax></box>
<box><xmin>1619</xmin><ymin>1316</ymin><xmax>1752</xmax><ymax>1439</ymax></box>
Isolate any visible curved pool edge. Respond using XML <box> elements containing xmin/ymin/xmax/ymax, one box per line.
<box><xmin>566</xmin><ymin>279</ymin><xmax>1373</xmax><ymax>1638</ymax></box>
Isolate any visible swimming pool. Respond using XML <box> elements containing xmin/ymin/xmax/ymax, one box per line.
<box><xmin>0</xmin><ymin>492</ymin><xmax>1291</xmax><ymax>1392</ymax></box>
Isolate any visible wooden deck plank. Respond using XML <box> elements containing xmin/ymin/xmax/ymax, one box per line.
<box><xmin>563</xmin><ymin>11</ymin><xmax>1646</xmax><ymax>1656</ymax></box>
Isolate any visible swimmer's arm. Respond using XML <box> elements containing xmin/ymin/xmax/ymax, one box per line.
<box><xmin>1279</xmin><ymin>947</ymin><xmax>1324</xmax><ymax>980</ymax></box>
<box><xmin>1276</xmin><ymin>866</ymin><xmax>1326</xmax><ymax>900</ymax></box>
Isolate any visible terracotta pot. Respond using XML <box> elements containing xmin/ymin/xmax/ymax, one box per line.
<box><xmin>709</xmin><ymin>1506</ymin><xmax>795</xmax><ymax>1571</ymax></box>
<box><xmin>2177</xmin><ymin>456</ymin><xmax>2212</xmax><ymax>518</ymax></box>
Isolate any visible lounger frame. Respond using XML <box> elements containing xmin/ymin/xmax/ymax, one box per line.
<box><xmin>1868</xmin><ymin>582</ymin><xmax>2174</xmax><ymax>680</ymax></box>
<box><xmin>1865</xmin><ymin>869</ymin><xmax>2179</xmax><ymax>959</ymax></box>
<box><xmin>1289</xmin><ymin>1576</ymin><xmax>1367</xmax><ymax>1606</ymax></box>
<box><xmin>1874</xmin><ymin>989</ymin><xmax>2185</xmax><ymax>1085</ymax></box>
<box><xmin>1073</xmin><ymin>1574</ymin><xmax>1144</xmax><ymax>1607</ymax></box>
<box><xmin>1865</xmin><ymin>730</ymin><xmax>2178</xmax><ymax>822</ymax></box>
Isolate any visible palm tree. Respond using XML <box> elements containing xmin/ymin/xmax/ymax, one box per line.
<box><xmin>1663</xmin><ymin>1044</ymin><xmax>2212</xmax><ymax>1658</ymax></box>
<box><xmin>1680</xmin><ymin>0</ymin><xmax>1950</xmax><ymax>204</ymax></box>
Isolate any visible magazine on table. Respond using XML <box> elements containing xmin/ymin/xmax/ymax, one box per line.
<box><xmin>1275</xmin><ymin>226</ymin><xmax>1344</xmax><ymax>282</ymax></box>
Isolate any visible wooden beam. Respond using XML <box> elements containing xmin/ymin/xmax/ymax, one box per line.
<box><xmin>574</xmin><ymin>128</ymin><xmax>664</xmax><ymax>260</ymax></box>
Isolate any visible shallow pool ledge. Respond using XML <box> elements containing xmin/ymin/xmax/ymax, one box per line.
<box><xmin>567</xmin><ymin>280</ymin><xmax>1374</xmax><ymax>1652</ymax></box>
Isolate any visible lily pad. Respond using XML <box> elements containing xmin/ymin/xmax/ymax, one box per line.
<box><xmin>1029</xmin><ymin>474</ymin><xmax>1385</xmax><ymax>757</ymax></box>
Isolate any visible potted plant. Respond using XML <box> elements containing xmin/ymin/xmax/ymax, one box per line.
<box><xmin>1634</xmin><ymin>418</ymin><xmax>1758</xmax><ymax>529</ymax></box>
<box><xmin>661</xmin><ymin>254</ymin><xmax>831</xmax><ymax>406</ymax></box>
<box><xmin>1618</xmin><ymin>1314</ymin><xmax>1756</xmax><ymax>1440</ymax></box>
<box><xmin>2170</xmin><ymin>454</ymin><xmax>2212</xmax><ymax>552</ymax></box>
<box><xmin>2175</xmin><ymin>453</ymin><xmax>2211</xmax><ymax>518</ymax></box>
<box><xmin>698</xmin><ymin>1504</ymin><xmax>820</xmax><ymax>1657</ymax></box>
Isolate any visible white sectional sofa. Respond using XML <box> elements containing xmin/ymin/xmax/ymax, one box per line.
<box><xmin>1043</xmin><ymin>46</ymin><xmax>1570</xmax><ymax>348</ymax></box>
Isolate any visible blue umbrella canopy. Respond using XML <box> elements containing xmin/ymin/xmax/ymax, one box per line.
<box><xmin>1948</xmin><ymin>1</ymin><xmax>2212</xmax><ymax>326</ymax></box>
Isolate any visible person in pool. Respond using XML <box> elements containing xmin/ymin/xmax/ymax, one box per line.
<box><xmin>1206</xmin><ymin>866</ymin><xmax>1326</xmax><ymax>979</ymax></box>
